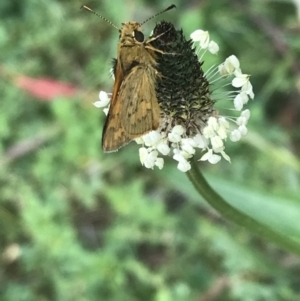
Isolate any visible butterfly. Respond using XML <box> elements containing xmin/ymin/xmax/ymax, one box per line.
<box><xmin>81</xmin><ymin>5</ymin><xmax>176</xmax><ymax>152</ymax></box>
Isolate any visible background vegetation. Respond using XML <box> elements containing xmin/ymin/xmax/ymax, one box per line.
<box><xmin>1</xmin><ymin>0</ymin><xmax>300</xmax><ymax>300</ymax></box>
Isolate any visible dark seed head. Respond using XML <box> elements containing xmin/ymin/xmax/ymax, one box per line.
<box><xmin>151</xmin><ymin>21</ymin><xmax>215</xmax><ymax>136</ymax></box>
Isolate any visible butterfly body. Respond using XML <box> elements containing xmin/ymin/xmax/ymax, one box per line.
<box><xmin>102</xmin><ymin>22</ymin><xmax>161</xmax><ymax>152</ymax></box>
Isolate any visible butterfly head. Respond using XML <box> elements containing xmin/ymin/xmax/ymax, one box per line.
<box><xmin>120</xmin><ymin>22</ymin><xmax>145</xmax><ymax>45</ymax></box>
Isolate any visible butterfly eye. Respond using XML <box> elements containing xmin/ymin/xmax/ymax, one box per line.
<box><xmin>133</xmin><ymin>30</ymin><xmax>144</xmax><ymax>42</ymax></box>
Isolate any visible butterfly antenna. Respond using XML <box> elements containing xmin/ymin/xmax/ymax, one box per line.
<box><xmin>81</xmin><ymin>5</ymin><xmax>119</xmax><ymax>30</ymax></box>
<box><xmin>141</xmin><ymin>4</ymin><xmax>176</xmax><ymax>25</ymax></box>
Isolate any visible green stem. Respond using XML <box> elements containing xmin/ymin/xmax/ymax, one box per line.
<box><xmin>187</xmin><ymin>159</ymin><xmax>300</xmax><ymax>257</ymax></box>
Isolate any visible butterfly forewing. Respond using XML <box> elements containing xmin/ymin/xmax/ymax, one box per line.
<box><xmin>102</xmin><ymin>22</ymin><xmax>161</xmax><ymax>152</ymax></box>
<box><xmin>101</xmin><ymin>100</ymin><xmax>132</xmax><ymax>152</ymax></box>
<box><xmin>120</xmin><ymin>66</ymin><xmax>160</xmax><ymax>135</ymax></box>
<box><xmin>102</xmin><ymin>66</ymin><xmax>160</xmax><ymax>152</ymax></box>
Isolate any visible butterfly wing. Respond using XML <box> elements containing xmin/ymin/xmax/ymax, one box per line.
<box><xmin>102</xmin><ymin>65</ymin><xmax>160</xmax><ymax>152</ymax></box>
<box><xmin>102</xmin><ymin>59</ymin><xmax>129</xmax><ymax>152</ymax></box>
<box><xmin>120</xmin><ymin>65</ymin><xmax>160</xmax><ymax>135</ymax></box>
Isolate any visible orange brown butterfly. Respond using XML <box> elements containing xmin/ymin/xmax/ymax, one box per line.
<box><xmin>81</xmin><ymin>4</ymin><xmax>176</xmax><ymax>152</ymax></box>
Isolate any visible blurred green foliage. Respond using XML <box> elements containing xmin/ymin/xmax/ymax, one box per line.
<box><xmin>1</xmin><ymin>0</ymin><xmax>300</xmax><ymax>300</ymax></box>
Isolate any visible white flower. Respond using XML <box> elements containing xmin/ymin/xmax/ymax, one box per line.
<box><xmin>208</xmin><ymin>41</ymin><xmax>219</xmax><ymax>54</ymax></box>
<box><xmin>203</xmin><ymin>125</ymin><xmax>216</xmax><ymax>139</ymax></box>
<box><xmin>211</xmin><ymin>136</ymin><xmax>224</xmax><ymax>152</ymax></box>
<box><xmin>207</xmin><ymin>117</ymin><xmax>219</xmax><ymax>131</ymax></box>
<box><xmin>236</xmin><ymin>116</ymin><xmax>247</xmax><ymax>126</ymax></box>
<box><xmin>139</xmin><ymin>147</ymin><xmax>148</xmax><ymax>165</ymax></box>
<box><xmin>232</xmin><ymin>72</ymin><xmax>250</xmax><ymax>88</ymax></box>
<box><xmin>221</xmin><ymin>151</ymin><xmax>231</xmax><ymax>162</ymax></box>
<box><xmin>155</xmin><ymin>158</ymin><xmax>164</xmax><ymax>169</ymax></box>
<box><xmin>219</xmin><ymin>55</ymin><xmax>240</xmax><ymax>75</ymax></box>
<box><xmin>242</xmin><ymin>109</ymin><xmax>251</xmax><ymax>120</ymax></box>
<box><xmin>190</xmin><ymin>30</ymin><xmax>210</xmax><ymax>49</ymax></box>
<box><xmin>200</xmin><ymin>149</ymin><xmax>221</xmax><ymax>164</ymax></box>
<box><xmin>242</xmin><ymin>80</ymin><xmax>255</xmax><ymax>99</ymax></box>
<box><xmin>94</xmin><ymin>91</ymin><xmax>110</xmax><ymax>108</ymax></box>
<box><xmin>168</xmin><ymin>125</ymin><xmax>184</xmax><ymax>143</ymax></box>
<box><xmin>142</xmin><ymin>131</ymin><xmax>162</xmax><ymax>146</ymax></box>
<box><xmin>226</xmin><ymin>55</ymin><xmax>240</xmax><ymax>71</ymax></box>
<box><xmin>238</xmin><ymin>125</ymin><xmax>248</xmax><ymax>136</ymax></box>
<box><xmin>157</xmin><ymin>142</ymin><xmax>171</xmax><ymax>155</ymax></box>
<box><xmin>234</xmin><ymin>93</ymin><xmax>244</xmax><ymax>111</ymax></box>
<box><xmin>219</xmin><ymin>117</ymin><xmax>230</xmax><ymax>129</ymax></box>
<box><xmin>230</xmin><ymin>130</ymin><xmax>242</xmax><ymax>142</ymax></box>
<box><xmin>181</xmin><ymin>139</ymin><xmax>196</xmax><ymax>155</ymax></box>
<box><xmin>173</xmin><ymin>151</ymin><xmax>192</xmax><ymax>172</ymax></box>
<box><xmin>177</xmin><ymin>159</ymin><xmax>191</xmax><ymax>172</ymax></box>
<box><xmin>193</xmin><ymin>134</ymin><xmax>208</xmax><ymax>148</ymax></box>
<box><xmin>142</xmin><ymin>150</ymin><xmax>159</xmax><ymax>169</ymax></box>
